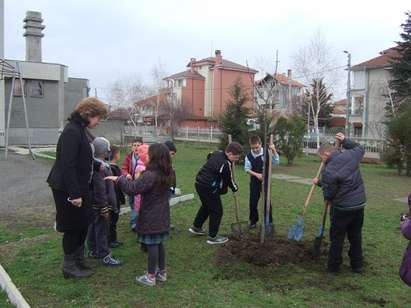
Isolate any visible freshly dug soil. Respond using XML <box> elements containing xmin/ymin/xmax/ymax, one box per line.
<box><xmin>216</xmin><ymin>233</ymin><xmax>328</xmax><ymax>267</ymax></box>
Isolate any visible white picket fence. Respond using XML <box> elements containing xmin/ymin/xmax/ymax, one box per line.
<box><xmin>174</xmin><ymin>127</ymin><xmax>223</xmax><ymax>143</ymax></box>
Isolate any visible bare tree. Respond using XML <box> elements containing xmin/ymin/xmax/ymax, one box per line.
<box><xmin>292</xmin><ymin>30</ymin><xmax>343</xmax><ymax>142</ymax></box>
<box><xmin>305</xmin><ymin>78</ymin><xmax>333</xmax><ymax>148</ymax></box>
<box><xmin>150</xmin><ymin>60</ymin><xmax>168</xmax><ymax>132</ymax></box>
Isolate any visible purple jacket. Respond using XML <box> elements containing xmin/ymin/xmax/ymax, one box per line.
<box><xmin>400</xmin><ymin>217</ymin><xmax>411</xmax><ymax>286</ymax></box>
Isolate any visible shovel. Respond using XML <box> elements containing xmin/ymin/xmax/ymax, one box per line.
<box><xmin>313</xmin><ymin>201</ymin><xmax>330</xmax><ymax>257</ymax></box>
<box><xmin>288</xmin><ymin>161</ymin><xmax>324</xmax><ymax>241</ymax></box>
<box><xmin>228</xmin><ymin>135</ymin><xmax>248</xmax><ymax>235</ymax></box>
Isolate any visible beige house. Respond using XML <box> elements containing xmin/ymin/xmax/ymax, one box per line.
<box><xmin>350</xmin><ymin>47</ymin><xmax>397</xmax><ymax>139</ymax></box>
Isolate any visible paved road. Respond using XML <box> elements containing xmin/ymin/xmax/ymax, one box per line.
<box><xmin>0</xmin><ymin>152</ymin><xmax>54</xmax><ymax>223</ymax></box>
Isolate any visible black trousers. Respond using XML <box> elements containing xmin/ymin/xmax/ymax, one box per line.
<box><xmin>193</xmin><ymin>183</ymin><xmax>223</xmax><ymax>238</ymax></box>
<box><xmin>109</xmin><ymin>211</ymin><xmax>120</xmax><ymax>243</ymax></box>
<box><xmin>87</xmin><ymin>212</ymin><xmax>110</xmax><ymax>258</ymax></box>
<box><xmin>62</xmin><ymin>228</ymin><xmax>88</xmax><ymax>255</ymax></box>
<box><xmin>249</xmin><ymin>179</ymin><xmax>273</xmax><ymax>225</ymax></box>
<box><xmin>328</xmin><ymin>207</ymin><xmax>364</xmax><ymax>270</ymax></box>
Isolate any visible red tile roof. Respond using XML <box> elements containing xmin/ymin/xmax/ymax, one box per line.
<box><xmin>351</xmin><ymin>47</ymin><xmax>398</xmax><ymax>71</ymax></box>
<box><xmin>188</xmin><ymin>57</ymin><xmax>258</xmax><ymax>74</ymax></box>
<box><xmin>107</xmin><ymin>107</ymin><xmax>130</xmax><ymax>120</ymax></box>
<box><xmin>332</xmin><ymin>99</ymin><xmax>347</xmax><ymax>115</ymax></box>
<box><xmin>256</xmin><ymin>73</ymin><xmax>305</xmax><ymax>88</ymax></box>
<box><xmin>164</xmin><ymin>70</ymin><xmax>205</xmax><ymax>80</ymax></box>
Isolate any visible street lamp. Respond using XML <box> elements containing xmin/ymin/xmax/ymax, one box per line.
<box><xmin>343</xmin><ymin>50</ymin><xmax>351</xmax><ymax>137</ymax></box>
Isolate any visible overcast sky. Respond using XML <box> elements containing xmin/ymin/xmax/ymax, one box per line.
<box><xmin>4</xmin><ymin>0</ymin><xmax>410</xmax><ymax>101</ymax></box>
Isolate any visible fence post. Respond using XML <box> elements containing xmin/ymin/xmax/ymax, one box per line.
<box><xmin>186</xmin><ymin>127</ymin><xmax>188</xmax><ymax>140</ymax></box>
<box><xmin>197</xmin><ymin>126</ymin><xmax>200</xmax><ymax>137</ymax></box>
<box><xmin>210</xmin><ymin>126</ymin><xmax>213</xmax><ymax>143</ymax></box>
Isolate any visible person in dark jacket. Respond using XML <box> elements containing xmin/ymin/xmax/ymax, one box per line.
<box><xmin>244</xmin><ymin>135</ymin><xmax>280</xmax><ymax>229</ymax></box>
<box><xmin>47</xmin><ymin>97</ymin><xmax>108</xmax><ymax>279</ymax></box>
<box><xmin>108</xmin><ymin>145</ymin><xmax>125</xmax><ymax>248</ymax></box>
<box><xmin>87</xmin><ymin>137</ymin><xmax>122</xmax><ymax>266</ymax></box>
<box><xmin>189</xmin><ymin>142</ymin><xmax>242</xmax><ymax>245</ymax></box>
<box><xmin>105</xmin><ymin>143</ymin><xmax>173</xmax><ymax>287</ymax></box>
<box><xmin>313</xmin><ymin>132</ymin><xmax>366</xmax><ymax>274</ymax></box>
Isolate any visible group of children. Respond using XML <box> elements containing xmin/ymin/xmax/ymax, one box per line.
<box><xmin>87</xmin><ymin>136</ymin><xmax>177</xmax><ymax>286</ymax></box>
<box><xmin>86</xmin><ymin>131</ymin><xmax>368</xmax><ymax>287</ymax></box>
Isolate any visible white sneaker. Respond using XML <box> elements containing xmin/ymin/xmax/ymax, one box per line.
<box><xmin>136</xmin><ymin>274</ymin><xmax>156</xmax><ymax>287</ymax></box>
<box><xmin>156</xmin><ymin>270</ymin><xmax>167</xmax><ymax>282</ymax></box>
<box><xmin>206</xmin><ymin>235</ymin><xmax>229</xmax><ymax>245</ymax></box>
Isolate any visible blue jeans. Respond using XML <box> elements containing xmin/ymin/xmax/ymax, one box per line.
<box><xmin>129</xmin><ymin>195</ymin><xmax>138</xmax><ymax>229</ymax></box>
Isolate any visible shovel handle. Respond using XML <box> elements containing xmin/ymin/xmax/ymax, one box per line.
<box><xmin>228</xmin><ymin>134</ymin><xmax>241</xmax><ymax>224</ymax></box>
<box><xmin>301</xmin><ymin>161</ymin><xmax>324</xmax><ymax>216</ymax></box>
<box><xmin>319</xmin><ymin>201</ymin><xmax>330</xmax><ymax>236</ymax></box>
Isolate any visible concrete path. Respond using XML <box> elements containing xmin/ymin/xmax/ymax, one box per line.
<box><xmin>271</xmin><ymin>173</ymin><xmax>312</xmax><ymax>186</ymax></box>
<box><xmin>0</xmin><ymin>151</ymin><xmax>54</xmax><ymax>222</ymax></box>
<box><xmin>394</xmin><ymin>197</ymin><xmax>409</xmax><ymax>204</ymax></box>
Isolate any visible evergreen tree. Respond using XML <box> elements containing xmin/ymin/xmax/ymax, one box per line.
<box><xmin>383</xmin><ymin>12</ymin><xmax>411</xmax><ymax>175</ymax></box>
<box><xmin>388</xmin><ymin>11</ymin><xmax>411</xmax><ymax>116</ymax></box>
<box><xmin>219</xmin><ymin>80</ymin><xmax>250</xmax><ymax>149</ymax></box>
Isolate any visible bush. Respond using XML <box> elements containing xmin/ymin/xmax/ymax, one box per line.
<box><xmin>274</xmin><ymin>115</ymin><xmax>306</xmax><ymax>165</ymax></box>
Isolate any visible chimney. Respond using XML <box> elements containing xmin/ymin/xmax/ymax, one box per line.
<box><xmin>215</xmin><ymin>50</ymin><xmax>222</xmax><ymax>65</ymax></box>
<box><xmin>0</xmin><ymin>0</ymin><xmax>4</xmax><ymax>59</ymax></box>
<box><xmin>23</xmin><ymin>11</ymin><xmax>45</xmax><ymax>62</ymax></box>
<box><xmin>190</xmin><ymin>57</ymin><xmax>196</xmax><ymax>72</ymax></box>
<box><xmin>287</xmin><ymin>69</ymin><xmax>292</xmax><ymax>80</ymax></box>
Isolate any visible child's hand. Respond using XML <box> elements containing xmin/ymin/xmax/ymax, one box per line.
<box><xmin>255</xmin><ymin>173</ymin><xmax>263</xmax><ymax>181</ymax></box>
<box><xmin>268</xmin><ymin>144</ymin><xmax>277</xmax><ymax>154</ymax></box>
<box><xmin>126</xmin><ymin>174</ymin><xmax>132</xmax><ymax>180</ymax></box>
<box><xmin>312</xmin><ymin>177</ymin><xmax>319</xmax><ymax>185</ymax></box>
<box><xmin>104</xmin><ymin>176</ymin><xmax>118</xmax><ymax>182</ymax></box>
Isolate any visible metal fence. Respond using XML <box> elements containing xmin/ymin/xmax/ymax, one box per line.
<box><xmin>174</xmin><ymin>127</ymin><xmax>223</xmax><ymax>143</ymax></box>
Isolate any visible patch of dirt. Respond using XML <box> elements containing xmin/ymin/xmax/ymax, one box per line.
<box><xmin>216</xmin><ymin>233</ymin><xmax>328</xmax><ymax>267</ymax></box>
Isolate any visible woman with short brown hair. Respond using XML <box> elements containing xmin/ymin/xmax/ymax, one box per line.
<box><xmin>47</xmin><ymin>97</ymin><xmax>108</xmax><ymax>279</ymax></box>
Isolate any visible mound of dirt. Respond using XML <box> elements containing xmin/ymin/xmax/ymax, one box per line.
<box><xmin>216</xmin><ymin>233</ymin><xmax>328</xmax><ymax>267</ymax></box>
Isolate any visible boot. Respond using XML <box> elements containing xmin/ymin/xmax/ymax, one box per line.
<box><xmin>75</xmin><ymin>245</ymin><xmax>93</xmax><ymax>271</ymax></box>
<box><xmin>63</xmin><ymin>254</ymin><xmax>93</xmax><ymax>279</ymax></box>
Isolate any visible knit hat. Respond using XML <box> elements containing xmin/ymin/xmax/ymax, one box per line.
<box><xmin>164</xmin><ymin>140</ymin><xmax>177</xmax><ymax>153</ymax></box>
<box><xmin>93</xmin><ymin>137</ymin><xmax>111</xmax><ymax>159</ymax></box>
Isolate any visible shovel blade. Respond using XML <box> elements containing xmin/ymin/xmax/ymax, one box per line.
<box><xmin>288</xmin><ymin>217</ymin><xmax>305</xmax><ymax>241</ymax></box>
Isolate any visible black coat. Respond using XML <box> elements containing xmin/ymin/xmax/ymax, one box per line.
<box><xmin>47</xmin><ymin>112</ymin><xmax>94</xmax><ymax>231</ymax></box>
<box><xmin>195</xmin><ymin>151</ymin><xmax>238</xmax><ymax>194</ymax></box>
<box><xmin>117</xmin><ymin>170</ymin><xmax>170</xmax><ymax>234</ymax></box>
<box><xmin>320</xmin><ymin>139</ymin><xmax>366</xmax><ymax>209</ymax></box>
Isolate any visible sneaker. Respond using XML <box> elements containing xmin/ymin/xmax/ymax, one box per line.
<box><xmin>249</xmin><ymin>223</ymin><xmax>257</xmax><ymax>229</ymax></box>
<box><xmin>87</xmin><ymin>250</ymin><xmax>99</xmax><ymax>259</ymax></box>
<box><xmin>156</xmin><ymin>270</ymin><xmax>167</xmax><ymax>282</ymax></box>
<box><xmin>102</xmin><ymin>254</ymin><xmax>122</xmax><ymax>267</ymax></box>
<box><xmin>109</xmin><ymin>241</ymin><xmax>123</xmax><ymax>248</ymax></box>
<box><xmin>136</xmin><ymin>274</ymin><xmax>156</xmax><ymax>287</ymax></box>
<box><xmin>206</xmin><ymin>235</ymin><xmax>229</xmax><ymax>245</ymax></box>
<box><xmin>189</xmin><ymin>226</ymin><xmax>206</xmax><ymax>235</ymax></box>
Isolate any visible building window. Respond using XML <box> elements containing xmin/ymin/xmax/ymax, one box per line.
<box><xmin>30</xmin><ymin>80</ymin><xmax>44</xmax><ymax>97</ymax></box>
<box><xmin>13</xmin><ymin>79</ymin><xmax>26</xmax><ymax>96</ymax></box>
<box><xmin>352</xmin><ymin>96</ymin><xmax>364</xmax><ymax>115</ymax></box>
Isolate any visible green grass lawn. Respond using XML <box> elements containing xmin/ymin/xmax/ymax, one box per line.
<box><xmin>1</xmin><ymin>143</ymin><xmax>411</xmax><ymax>307</ymax></box>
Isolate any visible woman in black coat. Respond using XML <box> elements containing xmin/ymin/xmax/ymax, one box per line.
<box><xmin>47</xmin><ymin>97</ymin><xmax>108</xmax><ymax>279</ymax></box>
